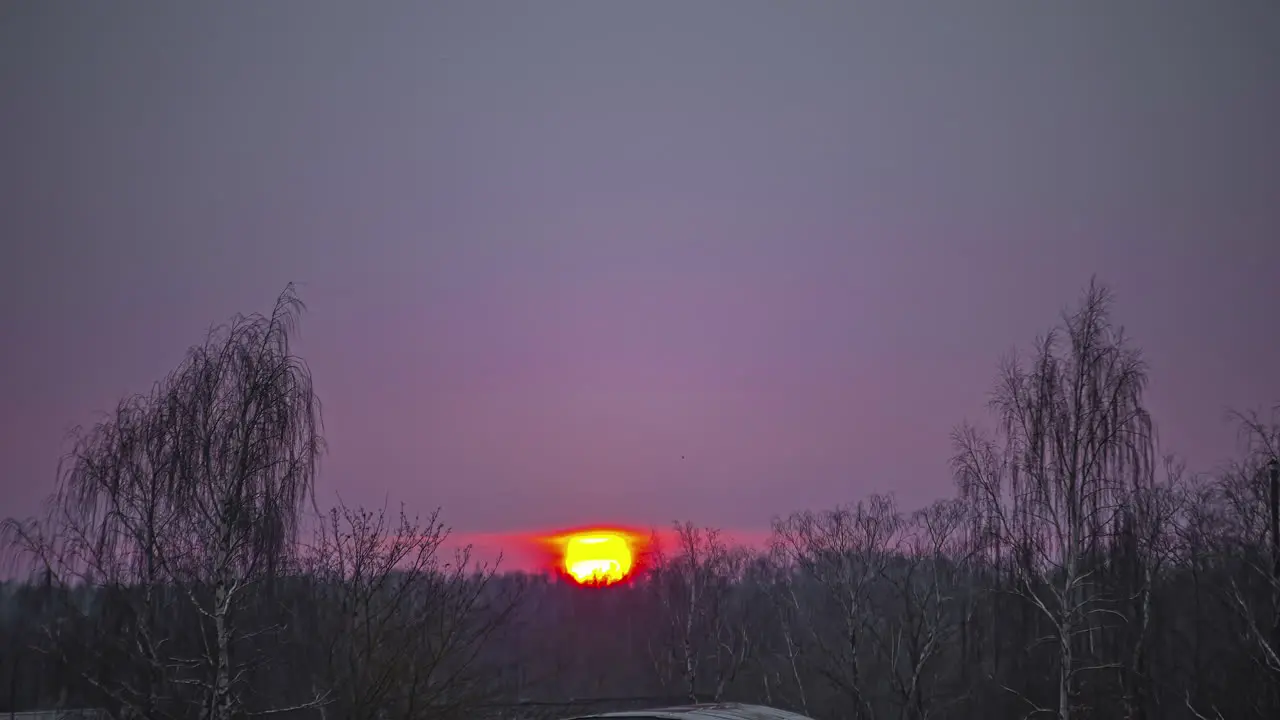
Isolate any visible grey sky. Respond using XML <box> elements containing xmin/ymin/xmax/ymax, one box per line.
<box><xmin>2</xmin><ymin>2</ymin><xmax>1278</xmax><ymax>561</ymax></box>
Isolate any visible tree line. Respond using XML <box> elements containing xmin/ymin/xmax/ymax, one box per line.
<box><xmin>2</xmin><ymin>280</ymin><xmax>1276</xmax><ymax>720</ymax></box>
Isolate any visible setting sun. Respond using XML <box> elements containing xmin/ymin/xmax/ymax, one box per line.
<box><xmin>563</xmin><ymin>532</ymin><xmax>632</xmax><ymax>583</ymax></box>
<box><xmin>538</xmin><ymin>527</ymin><xmax>648</xmax><ymax>586</ymax></box>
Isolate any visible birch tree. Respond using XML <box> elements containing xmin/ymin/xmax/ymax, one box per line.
<box><xmin>771</xmin><ymin>494</ymin><xmax>904</xmax><ymax>720</ymax></box>
<box><xmin>1219</xmin><ymin>410</ymin><xmax>1280</xmax><ymax>689</ymax></box>
<box><xmin>872</xmin><ymin>498</ymin><xmax>973</xmax><ymax>720</ymax></box>
<box><xmin>3</xmin><ymin>285</ymin><xmax>324</xmax><ymax>720</ymax></box>
<box><xmin>647</xmin><ymin>523</ymin><xmax>754</xmax><ymax>703</ymax></box>
<box><xmin>1108</xmin><ymin>457</ymin><xmax>1183</xmax><ymax>720</ymax></box>
<box><xmin>951</xmin><ymin>279</ymin><xmax>1155</xmax><ymax>720</ymax></box>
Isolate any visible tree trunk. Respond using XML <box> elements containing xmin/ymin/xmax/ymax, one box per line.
<box><xmin>1059</xmin><ymin>614</ymin><xmax>1073</xmax><ymax>720</ymax></box>
<box><xmin>1269</xmin><ymin>459</ymin><xmax>1279</xmax><ymax>657</ymax></box>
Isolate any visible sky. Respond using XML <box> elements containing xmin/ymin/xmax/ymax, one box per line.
<box><xmin>2</xmin><ymin>1</ymin><xmax>1279</xmax><ymax>570</ymax></box>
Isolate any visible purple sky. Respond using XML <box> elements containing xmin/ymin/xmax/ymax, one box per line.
<box><xmin>2</xmin><ymin>2</ymin><xmax>1279</xmax><ymax>566</ymax></box>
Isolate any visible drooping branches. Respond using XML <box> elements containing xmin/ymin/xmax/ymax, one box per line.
<box><xmin>3</xmin><ymin>285</ymin><xmax>325</xmax><ymax>720</ymax></box>
<box><xmin>951</xmin><ymin>279</ymin><xmax>1156</xmax><ymax>720</ymax></box>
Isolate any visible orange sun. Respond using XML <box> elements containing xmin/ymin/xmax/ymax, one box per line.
<box><xmin>539</xmin><ymin>527</ymin><xmax>647</xmax><ymax>586</ymax></box>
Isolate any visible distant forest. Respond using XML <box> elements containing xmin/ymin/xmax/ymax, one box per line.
<box><xmin>2</xmin><ymin>280</ymin><xmax>1276</xmax><ymax>720</ymax></box>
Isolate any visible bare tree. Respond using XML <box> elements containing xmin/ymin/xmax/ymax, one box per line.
<box><xmin>1218</xmin><ymin>410</ymin><xmax>1280</xmax><ymax>686</ymax></box>
<box><xmin>951</xmin><ymin>279</ymin><xmax>1155</xmax><ymax>720</ymax></box>
<box><xmin>7</xmin><ymin>277</ymin><xmax>1280</xmax><ymax>720</ymax></box>
<box><xmin>758</xmin><ymin>550</ymin><xmax>811</xmax><ymax>716</ymax></box>
<box><xmin>1123</xmin><ymin>457</ymin><xmax>1184</xmax><ymax>720</ymax></box>
<box><xmin>3</xmin><ymin>285</ymin><xmax>324</xmax><ymax>720</ymax></box>
<box><xmin>771</xmin><ymin>494</ymin><xmax>904</xmax><ymax>720</ymax></box>
<box><xmin>647</xmin><ymin>523</ymin><xmax>755</xmax><ymax>703</ymax></box>
<box><xmin>871</xmin><ymin>498</ymin><xmax>973</xmax><ymax>720</ymax></box>
<box><xmin>299</xmin><ymin>503</ymin><xmax>516</xmax><ymax>720</ymax></box>
<box><xmin>3</xmin><ymin>395</ymin><xmax>187</xmax><ymax>719</ymax></box>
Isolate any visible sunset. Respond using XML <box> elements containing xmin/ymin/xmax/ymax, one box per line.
<box><xmin>561</xmin><ymin>530</ymin><xmax>633</xmax><ymax>584</ymax></box>
<box><xmin>1</xmin><ymin>2</ymin><xmax>1277</xmax><ymax>719</ymax></box>
<box><xmin>533</xmin><ymin>526</ymin><xmax>652</xmax><ymax>586</ymax></box>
